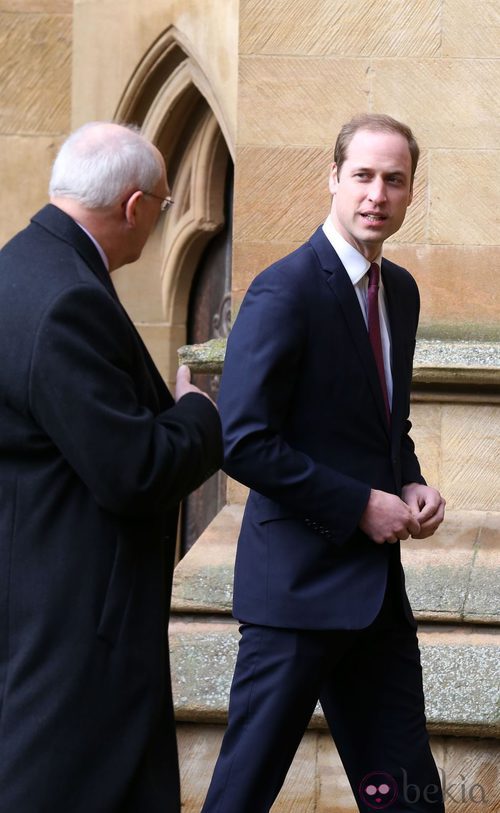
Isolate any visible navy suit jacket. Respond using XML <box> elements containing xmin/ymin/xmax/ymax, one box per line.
<box><xmin>218</xmin><ymin>227</ymin><xmax>424</xmax><ymax>630</ymax></box>
<box><xmin>0</xmin><ymin>205</ymin><xmax>222</xmax><ymax>811</ymax></box>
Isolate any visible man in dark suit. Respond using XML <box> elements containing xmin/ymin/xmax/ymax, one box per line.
<box><xmin>0</xmin><ymin>122</ymin><xmax>223</xmax><ymax>812</ymax></box>
<box><xmin>202</xmin><ymin>114</ymin><xmax>446</xmax><ymax>812</ymax></box>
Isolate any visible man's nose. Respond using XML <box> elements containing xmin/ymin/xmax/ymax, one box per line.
<box><xmin>367</xmin><ymin>179</ymin><xmax>387</xmax><ymax>204</ymax></box>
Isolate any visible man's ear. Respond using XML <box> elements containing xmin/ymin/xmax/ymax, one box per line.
<box><xmin>328</xmin><ymin>163</ymin><xmax>339</xmax><ymax>196</ymax></box>
<box><xmin>124</xmin><ymin>190</ymin><xmax>142</xmax><ymax>227</ymax></box>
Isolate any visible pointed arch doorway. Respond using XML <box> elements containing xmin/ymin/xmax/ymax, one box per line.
<box><xmin>115</xmin><ymin>27</ymin><xmax>233</xmax><ymax>557</ymax></box>
<box><xmin>183</xmin><ymin>168</ymin><xmax>232</xmax><ymax>553</ymax></box>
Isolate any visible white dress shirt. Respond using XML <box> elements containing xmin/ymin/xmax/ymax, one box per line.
<box><xmin>322</xmin><ymin>217</ymin><xmax>393</xmax><ymax>409</ymax></box>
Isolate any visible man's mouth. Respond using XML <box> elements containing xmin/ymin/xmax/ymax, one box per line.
<box><xmin>360</xmin><ymin>212</ymin><xmax>387</xmax><ymax>222</ymax></box>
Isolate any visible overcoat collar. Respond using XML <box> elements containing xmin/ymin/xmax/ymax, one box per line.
<box><xmin>309</xmin><ymin>226</ymin><xmax>405</xmax><ymax>438</ymax></box>
<box><xmin>31</xmin><ymin>204</ymin><xmax>174</xmax><ymax>411</ymax></box>
<box><xmin>31</xmin><ymin>204</ymin><xmax>119</xmax><ymax>302</ymax></box>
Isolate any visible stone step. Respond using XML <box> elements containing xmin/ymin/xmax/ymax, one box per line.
<box><xmin>171</xmin><ymin>505</ymin><xmax>500</xmax><ymax>625</ymax></box>
<box><xmin>177</xmin><ymin>724</ymin><xmax>500</xmax><ymax>813</ymax></box>
<box><xmin>172</xmin><ymin>503</ymin><xmax>240</xmax><ymax>615</ymax></box>
<box><xmin>169</xmin><ymin>617</ymin><xmax>500</xmax><ymax>739</ymax></box>
<box><xmin>403</xmin><ymin>510</ymin><xmax>500</xmax><ymax>625</ymax></box>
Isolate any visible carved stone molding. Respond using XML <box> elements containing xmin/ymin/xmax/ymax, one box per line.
<box><xmin>114</xmin><ymin>26</ymin><xmax>233</xmax><ymax>159</ymax></box>
<box><xmin>113</xmin><ymin>25</ymin><xmax>232</xmax><ymax>381</ymax></box>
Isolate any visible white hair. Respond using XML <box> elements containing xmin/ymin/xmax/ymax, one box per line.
<box><xmin>49</xmin><ymin>122</ymin><xmax>163</xmax><ymax>208</ymax></box>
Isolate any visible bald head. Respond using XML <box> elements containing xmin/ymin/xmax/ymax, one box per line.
<box><xmin>49</xmin><ymin>122</ymin><xmax>165</xmax><ymax>209</ymax></box>
<box><xmin>48</xmin><ymin>122</ymin><xmax>169</xmax><ymax>272</ymax></box>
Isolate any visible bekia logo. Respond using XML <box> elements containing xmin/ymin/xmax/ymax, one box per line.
<box><xmin>359</xmin><ymin>768</ymin><xmax>487</xmax><ymax>808</ymax></box>
<box><xmin>359</xmin><ymin>772</ymin><xmax>398</xmax><ymax>809</ymax></box>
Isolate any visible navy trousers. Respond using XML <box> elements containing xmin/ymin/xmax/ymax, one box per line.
<box><xmin>202</xmin><ymin>575</ymin><xmax>443</xmax><ymax>813</ymax></box>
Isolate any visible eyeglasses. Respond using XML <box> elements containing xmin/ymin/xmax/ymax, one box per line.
<box><xmin>141</xmin><ymin>191</ymin><xmax>174</xmax><ymax>211</ymax></box>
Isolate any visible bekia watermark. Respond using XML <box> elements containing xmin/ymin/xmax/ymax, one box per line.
<box><xmin>359</xmin><ymin>768</ymin><xmax>487</xmax><ymax>808</ymax></box>
<box><xmin>359</xmin><ymin>772</ymin><xmax>399</xmax><ymax>809</ymax></box>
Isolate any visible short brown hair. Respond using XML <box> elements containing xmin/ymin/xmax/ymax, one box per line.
<box><xmin>334</xmin><ymin>113</ymin><xmax>420</xmax><ymax>183</ymax></box>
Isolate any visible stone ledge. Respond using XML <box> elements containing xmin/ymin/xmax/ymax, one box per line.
<box><xmin>170</xmin><ymin>619</ymin><xmax>499</xmax><ymax>738</ymax></box>
<box><xmin>414</xmin><ymin>340</ymin><xmax>500</xmax><ymax>370</ymax></box>
<box><xmin>171</xmin><ymin>506</ymin><xmax>500</xmax><ymax>625</ymax></box>
<box><xmin>178</xmin><ymin>338</ymin><xmax>226</xmax><ymax>374</ymax></box>
<box><xmin>177</xmin><ymin>339</ymin><xmax>500</xmax><ymax>395</ymax></box>
<box><xmin>412</xmin><ymin>339</ymin><xmax>500</xmax><ymax>398</ymax></box>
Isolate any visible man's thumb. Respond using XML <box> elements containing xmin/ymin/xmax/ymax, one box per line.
<box><xmin>177</xmin><ymin>364</ymin><xmax>191</xmax><ymax>384</ymax></box>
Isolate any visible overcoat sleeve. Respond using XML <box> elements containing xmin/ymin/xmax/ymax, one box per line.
<box><xmin>29</xmin><ymin>282</ymin><xmax>223</xmax><ymax>517</ymax></box>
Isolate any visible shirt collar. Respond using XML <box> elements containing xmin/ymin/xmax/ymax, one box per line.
<box><xmin>322</xmin><ymin>216</ymin><xmax>382</xmax><ymax>285</ymax></box>
<box><xmin>75</xmin><ymin>221</ymin><xmax>110</xmax><ymax>271</ymax></box>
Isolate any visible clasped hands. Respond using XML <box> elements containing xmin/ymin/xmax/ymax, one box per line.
<box><xmin>359</xmin><ymin>483</ymin><xmax>446</xmax><ymax>544</ymax></box>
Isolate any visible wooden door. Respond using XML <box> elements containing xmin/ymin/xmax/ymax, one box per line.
<box><xmin>181</xmin><ymin>171</ymin><xmax>232</xmax><ymax>554</ymax></box>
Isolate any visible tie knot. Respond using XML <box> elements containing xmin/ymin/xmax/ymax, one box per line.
<box><xmin>368</xmin><ymin>262</ymin><xmax>380</xmax><ymax>289</ymax></box>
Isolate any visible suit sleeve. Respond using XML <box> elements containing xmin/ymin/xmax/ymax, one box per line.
<box><xmin>28</xmin><ymin>283</ymin><xmax>223</xmax><ymax>517</ymax></box>
<box><xmin>395</xmin><ymin>275</ymin><xmax>426</xmax><ymax>488</ymax></box>
<box><xmin>400</xmin><ymin>417</ymin><xmax>426</xmax><ymax>487</ymax></box>
<box><xmin>218</xmin><ymin>271</ymin><xmax>371</xmax><ymax>544</ymax></box>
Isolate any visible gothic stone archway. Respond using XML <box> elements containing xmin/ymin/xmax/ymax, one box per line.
<box><xmin>115</xmin><ymin>26</ymin><xmax>233</xmax><ymax>556</ymax></box>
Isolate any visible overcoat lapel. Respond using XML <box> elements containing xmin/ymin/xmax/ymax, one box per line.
<box><xmin>32</xmin><ymin>204</ymin><xmax>119</xmax><ymax>302</ymax></box>
<box><xmin>309</xmin><ymin>228</ymin><xmax>391</xmax><ymax>436</ymax></box>
<box><xmin>31</xmin><ymin>205</ymin><xmax>174</xmax><ymax>411</ymax></box>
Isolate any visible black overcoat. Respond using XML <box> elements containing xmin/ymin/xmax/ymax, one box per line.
<box><xmin>0</xmin><ymin>205</ymin><xmax>222</xmax><ymax>811</ymax></box>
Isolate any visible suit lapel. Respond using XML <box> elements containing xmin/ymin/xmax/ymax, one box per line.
<box><xmin>309</xmin><ymin>228</ymin><xmax>391</xmax><ymax>435</ymax></box>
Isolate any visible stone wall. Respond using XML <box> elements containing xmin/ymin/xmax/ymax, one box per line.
<box><xmin>72</xmin><ymin>0</ymin><xmax>238</xmax><ymax>147</ymax></box>
<box><xmin>0</xmin><ymin>0</ymin><xmax>72</xmax><ymax>247</ymax></box>
<box><xmin>1</xmin><ymin>3</ymin><xmax>498</xmax><ymax>336</ymax></box>
<box><xmin>234</xmin><ymin>0</ymin><xmax>499</xmax><ymax>341</ymax></box>
<box><xmin>71</xmin><ymin>0</ymin><xmax>239</xmax><ymax>391</ymax></box>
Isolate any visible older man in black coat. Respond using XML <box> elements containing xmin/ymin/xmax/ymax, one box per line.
<box><xmin>0</xmin><ymin>122</ymin><xmax>223</xmax><ymax>812</ymax></box>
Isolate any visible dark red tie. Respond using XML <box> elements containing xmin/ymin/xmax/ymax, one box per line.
<box><xmin>367</xmin><ymin>262</ymin><xmax>391</xmax><ymax>423</ymax></box>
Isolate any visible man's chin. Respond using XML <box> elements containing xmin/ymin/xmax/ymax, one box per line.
<box><xmin>122</xmin><ymin>249</ymin><xmax>142</xmax><ymax>267</ymax></box>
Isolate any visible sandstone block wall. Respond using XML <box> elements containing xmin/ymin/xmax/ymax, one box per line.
<box><xmin>411</xmin><ymin>402</ymin><xmax>500</xmax><ymax>513</ymax></box>
<box><xmin>70</xmin><ymin>0</ymin><xmax>238</xmax><ymax>388</ymax></box>
<box><xmin>235</xmin><ymin>0</ymin><xmax>500</xmax><ymax>340</ymax></box>
<box><xmin>72</xmin><ymin>0</ymin><xmax>238</xmax><ymax>148</ymax></box>
<box><xmin>0</xmin><ymin>0</ymin><xmax>72</xmax><ymax>247</ymax></box>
